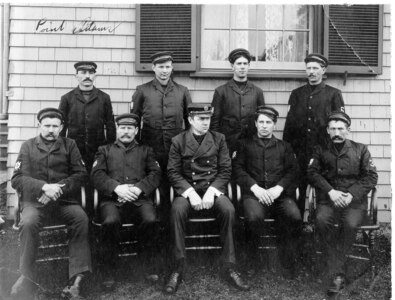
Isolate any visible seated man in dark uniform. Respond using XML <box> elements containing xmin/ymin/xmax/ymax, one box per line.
<box><xmin>91</xmin><ymin>113</ymin><xmax>162</xmax><ymax>290</ymax></box>
<box><xmin>307</xmin><ymin>111</ymin><xmax>378</xmax><ymax>296</ymax></box>
<box><xmin>232</xmin><ymin>106</ymin><xmax>302</xmax><ymax>278</ymax></box>
<box><xmin>11</xmin><ymin>108</ymin><xmax>91</xmax><ymax>299</ymax></box>
<box><xmin>164</xmin><ymin>103</ymin><xmax>249</xmax><ymax>294</ymax></box>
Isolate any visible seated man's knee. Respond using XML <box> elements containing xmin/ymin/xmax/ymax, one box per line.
<box><xmin>170</xmin><ymin>197</ymin><xmax>189</xmax><ymax>218</ymax></box>
<box><xmin>315</xmin><ymin>207</ymin><xmax>334</xmax><ymax>230</ymax></box>
<box><xmin>20</xmin><ymin>207</ymin><xmax>40</xmax><ymax>231</ymax></box>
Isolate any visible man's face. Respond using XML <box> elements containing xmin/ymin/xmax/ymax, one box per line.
<box><xmin>75</xmin><ymin>69</ymin><xmax>96</xmax><ymax>89</ymax></box>
<box><xmin>117</xmin><ymin>125</ymin><xmax>139</xmax><ymax>143</ymax></box>
<box><xmin>39</xmin><ymin>117</ymin><xmax>63</xmax><ymax>141</ymax></box>
<box><xmin>306</xmin><ymin>61</ymin><xmax>326</xmax><ymax>85</ymax></box>
<box><xmin>152</xmin><ymin>61</ymin><xmax>173</xmax><ymax>82</ymax></box>
<box><xmin>327</xmin><ymin>120</ymin><xmax>349</xmax><ymax>143</ymax></box>
<box><xmin>255</xmin><ymin>114</ymin><xmax>275</xmax><ymax>138</ymax></box>
<box><xmin>189</xmin><ymin>114</ymin><xmax>211</xmax><ymax>135</ymax></box>
<box><xmin>232</xmin><ymin>56</ymin><xmax>250</xmax><ymax>81</ymax></box>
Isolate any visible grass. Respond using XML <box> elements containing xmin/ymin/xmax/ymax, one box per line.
<box><xmin>0</xmin><ymin>222</ymin><xmax>391</xmax><ymax>300</ymax></box>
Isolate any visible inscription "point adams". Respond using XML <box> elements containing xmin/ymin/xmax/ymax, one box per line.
<box><xmin>35</xmin><ymin>18</ymin><xmax>121</xmax><ymax>34</ymax></box>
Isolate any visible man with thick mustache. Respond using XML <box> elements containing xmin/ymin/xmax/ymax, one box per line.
<box><xmin>91</xmin><ymin>113</ymin><xmax>162</xmax><ymax>290</ymax></box>
<box><xmin>11</xmin><ymin>108</ymin><xmax>91</xmax><ymax>299</ymax></box>
<box><xmin>59</xmin><ymin>61</ymin><xmax>116</xmax><ymax>172</ymax></box>
<box><xmin>307</xmin><ymin>111</ymin><xmax>377</xmax><ymax>296</ymax></box>
<box><xmin>283</xmin><ymin>54</ymin><xmax>345</xmax><ymax>215</ymax></box>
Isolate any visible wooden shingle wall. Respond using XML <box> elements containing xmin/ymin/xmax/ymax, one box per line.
<box><xmin>6</xmin><ymin>4</ymin><xmax>391</xmax><ymax>222</ymax></box>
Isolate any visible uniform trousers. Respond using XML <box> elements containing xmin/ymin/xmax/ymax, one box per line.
<box><xmin>170</xmin><ymin>195</ymin><xmax>236</xmax><ymax>266</ymax></box>
<box><xmin>315</xmin><ymin>204</ymin><xmax>365</xmax><ymax>276</ymax></box>
<box><xmin>243</xmin><ymin>195</ymin><xmax>302</xmax><ymax>268</ymax></box>
<box><xmin>100</xmin><ymin>201</ymin><xmax>158</xmax><ymax>272</ymax></box>
<box><xmin>19</xmin><ymin>203</ymin><xmax>92</xmax><ymax>280</ymax></box>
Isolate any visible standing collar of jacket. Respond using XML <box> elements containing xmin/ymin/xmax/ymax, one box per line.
<box><xmin>328</xmin><ymin>139</ymin><xmax>352</xmax><ymax>155</ymax></box>
<box><xmin>35</xmin><ymin>135</ymin><xmax>63</xmax><ymax>152</ymax></box>
<box><xmin>228</xmin><ymin>78</ymin><xmax>253</xmax><ymax>94</ymax></box>
<box><xmin>152</xmin><ymin>77</ymin><xmax>175</xmax><ymax>92</ymax></box>
<box><xmin>307</xmin><ymin>81</ymin><xmax>326</xmax><ymax>93</ymax></box>
<box><xmin>253</xmin><ymin>134</ymin><xmax>278</xmax><ymax>148</ymax></box>
<box><xmin>114</xmin><ymin>139</ymin><xmax>139</xmax><ymax>150</ymax></box>
<box><xmin>73</xmin><ymin>86</ymin><xmax>99</xmax><ymax>102</ymax></box>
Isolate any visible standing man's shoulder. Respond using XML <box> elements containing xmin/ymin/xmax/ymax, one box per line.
<box><xmin>171</xmin><ymin>79</ymin><xmax>190</xmax><ymax>91</ymax></box>
<box><xmin>136</xmin><ymin>79</ymin><xmax>154</xmax><ymax>91</ymax></box>
<box><xmin>94</xmin><ymin>87</ymin><xmax>111</xmax><ymax>98</ymax></box>
<box><xmin>322</xmin><ymin>83</ymin><xmax>342</xmax><ymax>94</ymax></box>
<box><xmin>61</xmin><ymin>87</ymin><xmax>79</xmax><ymax>99</ymax></box>
<box><xmin>208</xmin><ymin>130</ymin><xmax>226</xmax><ymax>142</ymax></box>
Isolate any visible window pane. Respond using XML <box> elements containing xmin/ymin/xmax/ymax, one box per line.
<box><xmin>201</xmin><ymin>30</ymin><xmax>229</xmax><ymax>68</ymax></box>
<box><xmin>202</xmin><ymin>5</ymin><xmax>230</xmax><ymax>29</ymax></box>
<box><xmin>230</xmin><ymin>31</ymin><xmax>257</xmax><ymax>61</ymax></box>
<box><xmin>257</xmin><ymin>5</ymin><xmax>283</xmax><ymax>30</ymax></box>
<box><xmin>282</xmin><ymin>31</ymin><xmax>309</xmax><ymax>62</ymax></box>
<box><xmin>231</xmin><ymin>5</ymin><xmax>257</xmax><ymax>29</ymax></box>
<box><xmin>258</xmin><ymin>31</ymin><xmax>283</xmax><ymax>61</ymax></box>
<box><xmin>284</xmin><ymin>5</ymin><xmax>309</xmax><ymax>29</ymax></box>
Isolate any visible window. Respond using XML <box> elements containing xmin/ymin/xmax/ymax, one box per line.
<box><xmin>136</xmin><ymin>4</ymin><xmax>383</xmax><ymax>76</ymax></box>
<box><xmin>200</xmin><ymin>5</ymin><xmax>312</xmax><ymax>71</ymax></box>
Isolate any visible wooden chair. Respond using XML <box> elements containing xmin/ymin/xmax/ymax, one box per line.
<box><xmin>235</xmin><ymin>184</ymin><xmax>301</xmax><ymax>251</ymax></box>
<box><xmin>169</xmin><ymin>184</ymin><xmax>233</xmax><ymax>251</ymax></box>
<box><xmin>307</xmin><ymin>185</ymin><xmax>380</xmax><ymax>277</ymax></box>
<box><xmin>13</xmin><ymin>187</ymin><xmax>86</xmax><ymax>263</ymax></box>
<box><xmin>92</xmin><ymin>188</ymin><xmax>160</xmax><ymax>257</ymax></box>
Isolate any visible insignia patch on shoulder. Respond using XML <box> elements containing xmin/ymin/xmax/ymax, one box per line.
<box><xmin>340</xmin><ymin>107</ymin><xmax>345</xmax><ymax>113</ymax></box>
<box><xmin>14</xmin><ymin>161</ymin><xmax>21</xmax><ymax>171</ymax></box>
<box><xmin>155</xmin><ymin>161</ymin><xmax>160</xmax><ymax>168</ymax></box>
<box><xmin>308</xmin><ymin>158</ymin><xmax>314</xmax><ymax>166</ymax></box>
<box><xmin>92</xmin><ymin>160</ymin><xmax>97</xmax><ymax>168</ymax></box>
<box><xmin>232</xmin><ymin>151</ymin><xmax>237</xmax><ymax>159</ymax></box>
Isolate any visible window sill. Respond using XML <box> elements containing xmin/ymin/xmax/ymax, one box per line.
<box><xmin>189</xmin><ymin>69</ymin><xmax>308</xmax><ymax>79</ymax></box>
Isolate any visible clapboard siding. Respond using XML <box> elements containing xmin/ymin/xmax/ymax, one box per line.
<box><xmin>5</xmin><ymin>4</ymin><xmax>391</xmax><ymax>222</ymax></box>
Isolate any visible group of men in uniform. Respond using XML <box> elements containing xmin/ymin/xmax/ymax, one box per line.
<box><xmin>9</xmin><ymin>48</ymin><xmax>377</xmax><ymax>299</ymax></box>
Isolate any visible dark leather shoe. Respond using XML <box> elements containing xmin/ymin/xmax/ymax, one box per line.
<box><xmin>225</xmin><ymin>269</ymin><xmax>250</xmax><ymax>291</ymax></box>
<box><xmin>327</xmin><ymin>274</ymin><xmax>345</xmax><ymax>295</ymax></box>
<box><xmin>164</xmin><ymin>272</ymin><xmax>182</xmax><ymax>294</ymax></box>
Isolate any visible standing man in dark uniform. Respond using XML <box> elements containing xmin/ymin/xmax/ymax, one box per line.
<box><xmin>91</xmin><ymin>113</ymin><xmax>162</xmax><ymax>290</ymax></box>
<box><xmin>164</xmin><ymin>103</ymin><xmax>249</xmax><ymax>294</ymax></box>
<box><xmin>211</xmin><ymin>48</ymin><xmax>265</xmax><ymax>154</ymax></box>
<box><xmin>307</xmin><ymin>111</ymin><xmax>378</xmax><ymax>296</ymax></box>
<box><xmin>59</xmin><ymin>61</ymin><xmax>116</xmax><ymax>172</ymax></box>
<box><xmin>59</xmin><ymin>61</ymin><xmax>116</xmax><ymax>216</ymax></box>
<box><xmin>131</xmin><ymin>51</ymin><xmax>192</xmax><ymax>232</ymax></box>
<box><xmin>10</xmin><ymin>108</ymin><xmax>91</xmax><ymax>299</ymax></box>
<box><xmin>233</xmin><ymin>106</ymin><xmax>302</xmax><ymax>278</ymax></box>
<box><xmin>283</xmin><ymin>53</ymin><xmax>345</xmax><ymax>214</ymax></box>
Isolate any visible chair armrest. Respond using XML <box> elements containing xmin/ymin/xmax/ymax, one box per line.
<box><xmin>81</xmin><ymin>186</ymin><xmax>86</xmax><ymax>209</ymax></box>
<box><xmin>154</xmin><ymin>188</ymin><xmax>160</xmax><ymax>206</ymax></box>
<box><xmin>170</xmin><ymin>186</ymin><xmax>174</xmax><ymax>203</ymax></box>
<box><xmin>13</xmin><ymin>192</ymin><xmax>21</xmax><ymax>231</ymax></box>
<box><xmin>236</xmin><ymin>184</ymin><xmax>241</xmax><ymax>202</ymax></box>
<box><xmin>370</xmin><ymin>187</ymin><xmax>378</xmax><ymax>225</ymax></box>
<box><xmin>227</xmin><ymin>183</ymin><xmax>233</xmax><ymax>201</ymax></box>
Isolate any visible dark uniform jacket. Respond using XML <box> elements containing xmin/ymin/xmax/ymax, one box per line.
<box><xmin>131</xmin><ymin>78</ymin><xmax>192</xmax><ymax>169</ymax></box>
<box><xmin>11</xmin><ymin>136</ymin><xmax>88</xmax><ymax>208</ymax></box>
<box><xmin>283</xmin><ymin>81</ymin><xmax>344</xmax><ymax>171</ymax></box>
<box><xmin>233</xmin><ymin>135</ymin><xmax>299</xmax><ymax>198</ymax></box>
<box><xmin>91</xmin><ymin>140</ymin><xmax>162</xmax><ymax>206</ymax></box>
<box><xmin>210</xmin><ymin>79</ymin><xmax>265</xmax><ymax>153</ymax></box>
<box><xmin>307</xmin><ymin>139</ymin><xmax>378</xmax><ymax>209</ymax></box>
<box><xmin>59</xmin><ymin>86</ymin><xmax>116</xmax><ymax>169</ymax></box>
<box><xmin>167</xmin><ymin>130</ymin><xmax>231</xmax><ymax>196</ymax></box>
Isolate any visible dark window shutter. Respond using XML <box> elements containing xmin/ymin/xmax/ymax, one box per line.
<box><xmin>136</xmin><ymin>4</ymin><xmax>196</xmax><ymax>72</ymax></box>
<box><xmin>324</xmin><ymin>5</ymin><xmax>383</xmax><ymax>75</ymax></box>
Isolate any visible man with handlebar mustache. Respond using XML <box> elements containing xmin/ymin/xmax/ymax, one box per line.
<box><xmin>307</xmin><ymin>111</ymin><xmax>378</xmax><ymax>296</ymax></box>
